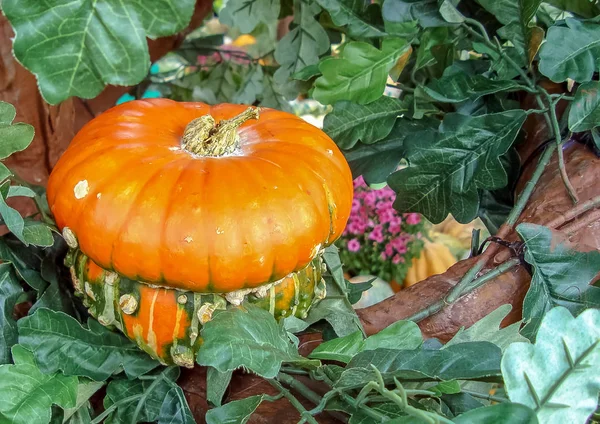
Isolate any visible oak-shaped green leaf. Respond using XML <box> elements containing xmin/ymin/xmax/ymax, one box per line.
<box><xmin>206</xmin><ymin>395</ymin><xmax>265</xmax><ymax>424</ymax></box>
<box><xmin>324</xmin><ymin>96</ymin><xmax>408</xmax><ymax>149</ymax></box>
<box><xmin>18</xmin><ymin>308</ymin><xmax>159</xmax><ymax>381</ymax></box>
<box><xmin>62</xmin><ymin>379</ymin><xmax>104</xmax><ymax>423</ymax></box>
<box><xmin>315</xmin><ymin>0</ymin><xmax>385</xmax><ymax>38</ymax></box>
<box><xmin>568</xmin><ymin>81</ymin><xmax>600</xmax><ymax>132</ymax></box>
<box><xmin>220</xmin><ymin>0</ymin><xmax>281</xmax><ymax>34</ymax></box>
<box><xmin>0</xmin><ymin>263</ymin><xmax>22</xmax><ymax>364</ymax></box>
<box><xmin>309</xmin><ymin>320</ymin><xmax>422</xmax><ymax>363</ymax></box>
<box><xmin>303</xmin><ymin>244</ymin><xmax>364</xmax><ymax>337</ymax></box>
<box><xmin>516</xmin><ymin>223</ymin><xmax>600</xmax><ymax>336</ymax></box>
<box><xmin>274</xmin><ymin>1</ymin><xmax>329</xmax><ymax>83</ymax></box>
<box><xmin>158</xmin><ymin>385</ymin><xmax>195</xmax><ymax>424</ymax></box>
<box><xmin>260</xmin><ymin>75</ymin><xmax>293</xmax><ymax>112</ymax></box>
<box><xmin>476</xmin><ymin>0</ymin><xmax>543</xmax><ymax>64</ymax></box>
<box><xmin>0</xmin><ymin>193</ymin><xmax>54</xmax><ymax>247</ymax></box>
<box><xmin>0</xmin><ymin>102</ymin><xmax>34</xmax><ymax>160</ymax></box>
<box><xmin>3</xmin><ymin>0</ymin><xmax>196</xmax><ymax>104</ymax></box>
<box><xmin>313</xmin><ymin>38</ymin><xmax>411</xmax><ymax>105</ymax></box>
<box><xmin>445</xmin><ymin>305</ymin><xmax>529</xmax><ymax>353</ymax></box>
<box><xmin>453</xmin><ymin>403</ymin><xmax>539</xmax><ymax>424</ymax></box>
<box><xmin>388</xmin><ymin>110</ymin><xmax>526</xmax><ymax>223</ymax></box>
<box><xmin>420</xmin><ymin>74</ymin><xmax>523</xmax><ymax>103</ymax></box>
<box><xmin>502</xmin><ymin>307</ymin><xmax>600</xmax><ymax>424</ymax></box>
<box><xmin>0</xmin><ymin>346</ymin><xmax>78</xmax><ymax>424</ymax></box>
<box><xmin>196</xmin><ymin>304</ymin><xmax>315</xmax><ymax>378</ymax></box>
<box><xmin>382</xmin><ymin>0</ymin><xmax>449</xmax><ymax>28</ymax></box>
<box><xmin>104</xmin><ymin>367</ymin><xmax>181</xmax><ymax>423</ymax></box>
<box><xmin>207</xmin><ymin>368</ymin><xmax>233</xmax><ymax>407</ymax></box>
<box><xmin>344</xmin><ymin>117</ymin><xmax>439</xmax><ymax>184</ymax></box>
<box><xmin>232</xmin><ymin>66</ymin><xmax>264</xmax><ymax>105</ymax></box>
<box><xmin>538</xmin><ymin>19</ymin><xmax>600</xmax><ymax>83</ymax></box>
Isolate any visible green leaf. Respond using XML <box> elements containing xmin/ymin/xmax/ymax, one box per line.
<box><xmin>313</xmin><ymin>38</ymin><xmax>411</xmax><ymax>105</ymax></box>
<box><xmin>453</xmin><ymin>403</ymin><xmax>539</xmax><ymax>423</ymax></box>
<box><xmin>516</xmin><ymin>223</ymin><xmax>600</xmax><ymax>336</ymax></box>
<box><xmin>220</xmin><ymin>0</ymin><xmax>280</xmax><ymax>33</ymax></box>
<box><xmin>206</xmin><ymin>395</ymin><xmax>265</xmax><ymax>424</ymax></box>
<box><xmin>545</xmin><ymin>0</ymin><xmax>600</xmax><ymax>18</ymax></box>
<box><xmin>158</xmin><ymin>385</ymin><xmax>195</xmax><ymax>424</ymax></box>
<box><xmin>260</xmin><ymin>75</ymin><xmax>293</xmax><ymax>112</ymax></box>
<box><xmin>207</xmin><ymin>368</ymin><xmax>233</xmax><ymax>407</ymax></box>
<box><xmin>538</xmin><ymin>19</ymin><xmax>600</xmax><ymax>83</ymax></box>
<box><xmin>3</xmin><ymin>0</ymin><xmax>196</xmax><ymax>104</ymax></box>
<box><xmin>337</xmin><ymin>342</ymin><xmax>502</xmax><ymax>388</ymax></box>
<box><xmin>0</xmin><ymin>263</ymin><xmax>22</xmax><ymax>364</ymax></box>
<box><xmin>568</xmin><ymin>81</ymin><xmax>600</xmax><ymax>132</ymax></box>
<box><xmin>388</xmin><ymin>110</ymin><xmax>526</xmax><ymax>223</ymax></box>
<box><xmin>0</xmin><ymin>102</ymin><xmax>34</xmax><ymax>159</ymax></box>
<box><xmin>445</xmin><ymin>305</ymin><xmax>529</xmax><ymax>353</ymax></box>
<box><xmin>196</xmin><ymin>304</ymin><xmax>315</xmax><ymax>378</ymax></box>
<box><xmin>476</xmin><ymin>0</ymin><xmax>543</xmax><ymax>64</ymax></box>
<box><xmin>347</xmin><ymin>278</ymin><xmax>374</xmax><ymax>304</ymax></box>
<box><xmin>344</xmin><ymin>117</ymin><xmax>438</xmax><ymax>184</ymax></box>
<box><xmin>274</xmin><ymin>1</ymin><xmax>329</xmax><ymax>83</ymax></box>
<box><xmin>315</xmin><ymin>0</ymin><xmax>385</xmax><ymax>38</ymax></box>
<box><xmin>362</xmin><ymin>320</ymin><xmax>422</xmax><ymax>351</ymax></box>
<box><xmin>303</xmin><ymin>245</ymin><xmax>364</xmax><ymax>337</ymax></box>
<box><xmin>205</xmin><ymin>62</ymin><xmax>238</xmax><ymax>104</ymax></box>
<box><xmin>18</xmin><ymin>308</ymin><xmax>159</xmax><ymax>381</ymax></box>
<box><xmin>324</xmin><ymin>97</ymin><xmax>407</xmax><ymax>149</ymax></box>
<box><xmin>382</xmin><ymin>0</ymin><xmax>450</xmax><ymax>28</ymax></box>
<box><xmin>104</xmin><ymin>367</ymin><xmax>180</xmax><ymax>423</ymax></box>
<box><xmin>309</xmin><ymin>331</ymin><xmax>365</xmax><ymax>363</ymax></box>
<box><xmin>415</xmin><ymin>27</ymin><xmax>451</xmax><ymax>71</ymax></box>
<box><xmin>104</xmin><ymin>367</ymin><xmax>187</xmax><ymax>424</ymax></box>
<box><xmin>62</xmin><ymin>379</ymin><xmax>104</xmax><ymax>423</ymax></box>
<box><xmin>232</xmin><ymin>66</ymin><xmax>264</xmax><ymax>105</ymax></box>
<box><xmin>430</xmin><ymin>380</ymin><xmax>461</xmax><ymax>396</ymax></box>
<box><xmin>8</xmin><ymin>186</ymin><xmax>36</xmax><ymax>198</ymax></box>
<box><xmin>0</xmin><ymin>345</ymin><xmax>78</xmax><ymax>424</ymax></box>
<box><xmin>419</xmin><ymin>74</ymin><xmax>523</xmax><ymax>103</ymax></box>
<box><xmin>441</xmin><ymin>393</ymin><xmax>484</xmax><ymax>416</ymax></box>
<box><xmin>501</xmin><ymin>307</ymin><xmax>600</xmax><ymax>424</ymax></box>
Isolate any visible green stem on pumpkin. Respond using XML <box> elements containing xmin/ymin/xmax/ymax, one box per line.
<box><xmin>182</xmin><ymin>107</ymin><xmax>260</xmax><ymax>156</ymax></box>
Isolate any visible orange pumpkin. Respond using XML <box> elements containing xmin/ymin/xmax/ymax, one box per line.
<box><xmin>48</xmin><ymin>99</ymin><xmax>352</xmax><ymax>365</ymax></box>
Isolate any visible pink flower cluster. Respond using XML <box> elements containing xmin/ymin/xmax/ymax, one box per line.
<box><xmin>338</xmin><ymin>176</ymin><xmax>425</xmax><ymax>283</ymax></box>
<box><xmin>343</xmin><ymin>177</ymin><xmax>421</xmax><ymax>260</ymax></box>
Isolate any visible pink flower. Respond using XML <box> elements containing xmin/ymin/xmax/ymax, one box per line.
<box><xmin>385</xmin><ymin>243</ymin><xmax>394</xmax><ymax>256</ymax></box>
<box><xmin>351</xmin><ymin>199</ymin><xmax>361</xmax><ymax>213</ymax></box>
<box><xmin>354</xmin><ymin>176</ymin><xmax>367</xmax><ymax>188</ymax></box>
<box><xmin>389</xmin><ymin>221</ymin><xmax>402</xmax><ymax>234</ymax></box>
<box><xmin>368</xmin><ymin>225</ymin><xmax>385</xmax><ymax>243</ymax></box>
<box><xmin>380</xmin><ymin>252</ymin><xmax>388</xmax><ymax>260</ymax></box>
<box><xmin>406</xmin><ymin>213</ymin><xmax>421</xmax><ymax>225</ymax></box>
<box><xmin>347</xmin><ymin>239</ymin><xmax>361</xmax><ymax>252</ymax></box>
<box><xmin>392</xmin><ymin>254</ymin><xmax>404</xmax><ymax>264</ymax></box>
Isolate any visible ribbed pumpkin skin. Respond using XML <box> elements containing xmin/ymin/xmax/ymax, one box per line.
<box><xmin>71</xmin><ymin>251</ymin><xmax>326</xmax><ymax>366</ymax></box>
<box><xmin>48</xmin><ymin>99</ymin><xmax>352</xmax><ymax>293</ymax></box>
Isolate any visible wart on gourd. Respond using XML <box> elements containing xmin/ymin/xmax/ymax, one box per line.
<box><xmin>47</xmin><ymin>99</ymin><xmax>352</xmax><ymax>366</ymax></box>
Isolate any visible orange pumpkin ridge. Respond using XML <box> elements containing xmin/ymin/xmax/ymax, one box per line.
<box><xmin>48</xmin><ymin>99</ymin><xmax>352</xmax><ymax>294</ymax></box>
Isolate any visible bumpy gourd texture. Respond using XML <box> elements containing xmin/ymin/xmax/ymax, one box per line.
<box><xmin>68</xmin><ymin>251</ymin><xmax>325</xmax><ymax>366</ymax></box>
<box><xmin>47</xmin><ymin>99</ymin><xmax>353</xmax><ymax>365</ymax></box>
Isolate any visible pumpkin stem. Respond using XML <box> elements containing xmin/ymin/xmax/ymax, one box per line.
<box><xmin>182</xmin><ymin>107</ymin><xmax>260</xmax><ymax>156</ymax></box>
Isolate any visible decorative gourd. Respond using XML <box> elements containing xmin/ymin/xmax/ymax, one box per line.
<box><xmin>390</xmin><ymin>241</ymin><xmax>457</xmax><ymax>291</ymax></box>
<box><xmin>48</xmin><ymin>99</ymin><xmax>352</xmax><ymax>365</ymax></box>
